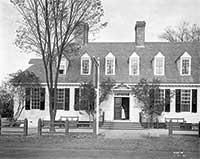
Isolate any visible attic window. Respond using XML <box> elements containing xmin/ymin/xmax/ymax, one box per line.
<box><xmin>129</xmin><ymin>52</ymin><xmax>139</xmax><ymax>75</ymax></box>
<box><xmin>105</xmin><ymin>52</ymin><xmax>115</xmax><ymax>75</ymax></box>
<box><xmin>154</xmin><ymin>52</ymin><xmax>165</xmax><ymax>76</ymax></box>
<box><xmin>180</xmin><ymin>52</ymin><xmax>191</xmax><ymax>76</ymax></box>
<box><xmin>59</xmin><ymin>58</ymin><xmax>67</xmax><ymax>75</ymax></box>
<box><xmin>81</xmin><ymin>53</ymin><xmax>91</xmax><ymax>75</ymax></box>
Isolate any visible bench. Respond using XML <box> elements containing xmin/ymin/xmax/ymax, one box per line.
<box><xmin>165</xmin><ymin>118</ymin><xmax>186</xmax><ymax>129</ymax></box>
<box><xmin>60</xmin><ymin>116</ymin><xmax>79</xmax><ymax>127</ymax></box>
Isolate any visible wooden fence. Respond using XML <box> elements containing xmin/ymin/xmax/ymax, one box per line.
<box><xmin>168</xmin><ymin>120</ymin><xmax>200</xmax><ymax>137</ymax></box>
<box><xmin>0</xmin><ymin>117</ymin><xmax>28</xmax><ymax>136</ymax></box>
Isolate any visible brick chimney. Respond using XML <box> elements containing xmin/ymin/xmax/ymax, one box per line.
<box><xmin>135</xmin><ymin>21</ymin><xmax>146</xmax><ymax>47</ymax></box>
<box><xmin>74</xmin><ymin>22</ymin><xmax>89</xmax><ymax>46</ymax></box>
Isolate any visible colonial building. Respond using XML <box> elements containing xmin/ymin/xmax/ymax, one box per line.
<box><xmin>14</xmin><ymin>21</ymin><xmax>200</xmax><ymax>127</ymax></box>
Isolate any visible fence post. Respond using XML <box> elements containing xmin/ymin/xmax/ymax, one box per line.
<box><xmin>102</xmin><ymin>112</ymin><xmax>105</xmax><ymax>125</ymax></box>
<box><xmin>199</xmin><ymin>121</ymin><xmax>200</xmax><ymax>138</ymax></box>
<box><xmin>38</xmin><ymin>118</ymin><xmax>42</xmax><ymax>136</ymax></box>
<box><xmin>93</xmin><ymin>118</ymin><xmax>96</xmax><ymax>137</ymax></box>
<box><xmin>0</xmin><ymin>115</ymin><xmax>1</xmax><ymax>135</ymax></box>
<box><xmin>65</xmin><ymin>119</ymin><xmax>69</xmax><ymax>135</ymax></box>
<box><xmin>23</xmin><ymin>118</ymin><xmax>28</xmax><ymax>136</ymax></box>
<box><xmin>168</xmin><ymin>119</ymin><xmax>173</xmax><ymax>136</ymax></box>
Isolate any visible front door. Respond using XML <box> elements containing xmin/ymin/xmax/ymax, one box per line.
<box><xmin>114</xmin><ymin>97</ymin><xmax>122</xmax><ymax>120</ymax></box>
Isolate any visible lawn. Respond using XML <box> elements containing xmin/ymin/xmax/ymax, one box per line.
<box><xmin>0</xmin><ymin>133</ymin><xmax>199</xmax><ymax>159</ymax></box>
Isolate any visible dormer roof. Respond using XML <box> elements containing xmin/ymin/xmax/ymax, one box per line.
<box><xmin>26</xmin><ymin>42</ymin><xmax>200</xmax><ymax>84</ymax></box>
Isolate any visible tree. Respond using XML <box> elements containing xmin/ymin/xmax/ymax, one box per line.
<box><xmin>132</xmin><ymin>78</ymin><xmax>166</xmax><ymax>127</ymax></box>
<box><xmin>75</xmin><ymin>78</ymin><xmax>115</xmax><ymax>119</ymax></box>
<box><xmin>11</xmin><ymin>0</ymin><xmax>106</xmax><ymax>131</ymax></box>
<box><xmin>159</xmin><ymin>21</ymin><xmax>200</xmax><ymax>42</ymax></box>
<box><xmin>7</xmin><ymin>70</ymin><xmax>41</xmax><ymax>121</ymax></box>
<box><xmin>0</xmin><ymin>88</ymin><xmax>14</xmax><ymax>118</ymax></box>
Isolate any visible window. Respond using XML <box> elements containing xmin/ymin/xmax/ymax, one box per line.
<box><xmin>129</xmin><ymin>52</ymin><xmax>139</xmax><ymax>75</ymax></box>
<box><xmin>106</xmin><ymin>59</ymin><xmax>114</xmax><ymax>75</ymax></box>
<box><xmin>59</xmin><ymin>64</ymin><xmax>65</xmax><ymax>74</ymax></box>
<box><xmin>59</xmin><ymin>58</ymin><xmax>67</xmax><ymax>75</ymax></box>
<box><xmin>56</xmin><ymin>89</ymin><xmax>65</xmax><ymax>110</ymax></box>
<box><xmin>180</xmin><ymin>52</ymin><xmax>191</xmax><ymax>76</ymax></box>
<box><xmin>154</xmin><ymin>89</ymin><xmax>164</xmax><ymax>106</ymax></box>
<box><xmin>82</xmin><ymin>59</ymin><xmax>90</xmax><ymax>74</ymax></box>
<box><xmin>105</xmin><ymin>52</ymin><xmax>115</xmax><ymax>75</ymax></box>
<box><xmin>181</xmin><ymin>89</ymin><xmax>191</xmax><ymax>112</ymax></box>
<box><xmin>181</xmin><ymin>58</ymin><xmax>190</xmax><ymax>75</ymax></box>
<box><xmin>149</xmin><ymin>89</ymin><xmax>170</xmax><ymax>112</ymax></box>
<box><xmin>32</xmin><ymin>88</ymin><xmax>41</xmax><ymax>109</ymax></box>
<box><xmin>154</xmin><ymin>53</ymin><xmax>165</xmax><ymax>75</ymax></box>
<box><xmin>25</xmin><ymin>88</ymin><xmax>45</xmax><ymax>110</ymax></box>
<box><xmin>81</xmin><ymin>53</ymin><xmax>91</xmax><ymax>75</ymax></box>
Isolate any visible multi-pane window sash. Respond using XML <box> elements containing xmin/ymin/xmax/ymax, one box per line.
<box><xmin>32</xmin><ymin>88</ymin><xmax>41</xmax><ymax>109</ymax></box>
<box><xmin>82</xmin><ymin>59</ymin><xmax>90</xmax><ymax>75</ymax></box>
<box><xmin>155</xmin><ymin>57</ymin><xmax>164</xmax><ymax>75</ymax></box>
<box><xmin>181</xmin><ymin>89</ymin><xmax>191</xmax><ymax>112</ymax></box>
<box><xmin>131</xmin><ymin>58</ymin><xmax>139</xmax><ymax>75</ymax></box>
<box><xmin>182</xmin><ymin>59</ymin><xmax>190</xmax><ymax>75</ymax></box>
<box><xmin>106</xmin><ymin>59</ymin><xmax>114</xmax><ymax>75</ymax></box>
<box><xmin>154</xmin><ymin>89</ymin><xmax>164</xmax><ymax>106</ymax></box>
<box><xmin>56</xmin><ymin>89</ymin><xmax>65</xmax><ymax>109</ymax></box>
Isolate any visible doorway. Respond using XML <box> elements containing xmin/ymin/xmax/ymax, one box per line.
<box><xmin>114</xmin><ymin>97</ymin><xmax>129</xmax><ymax>120</ymax></box>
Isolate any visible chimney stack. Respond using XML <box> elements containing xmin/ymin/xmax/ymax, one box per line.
<box><xmin>135</xmin><ymin>21</ymin><xmax>146</xmax><ymax>47</ymax></box>
<box><xmin>74</xmin><ymin>22</ymin><xmax>89</xmax><ymax>46</ymax></box>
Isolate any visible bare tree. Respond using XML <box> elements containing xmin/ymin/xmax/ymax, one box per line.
<box><xmin>10</xmin><ymin>0</ymin><xmax>106</xmax><ymax>131</ymax></box>
<box><xmin>160</xmin><ymin>21</ymin><xmax>200</xmax><ymax>42</ymax></box>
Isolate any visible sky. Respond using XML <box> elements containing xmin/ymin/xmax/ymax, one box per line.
<box><xmin>0</xmin><ymin>0</ymin><xmax>200</xmax><ymax>85</ymax></box>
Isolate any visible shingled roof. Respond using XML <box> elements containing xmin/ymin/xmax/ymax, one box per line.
<box><xmin>26</xmin><ymin>42</ymin><xmax>200</xmax><ymax>84</ymax></box>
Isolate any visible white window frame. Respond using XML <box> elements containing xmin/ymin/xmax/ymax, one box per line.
<box><xmin>154</xmin><ymin>89</ymin><xmax>165</xmax><ymax>106</ymax></box>
<box><xmin>56</xmin><ymin>89</ymin><xmax>65</xmax><ymax>110</ymax></box>
<box><xmin>105</xmin><ymin>52</ymin><xmax>115</xmax><ymax>75</ymax></box>
<box><xmin>59</xmin><ymin>58</ymin><xmax>67</xmax><ymax>75</ymax></box>
<box><xmin>180</xmin><ymin>89</ymin><xmax>191</xmax><ymax>112</ymax></box>
<box><xmin>154</xmin><ymin>52</ymin><xmax>165</xmax><ymax>76</ymax></box>
<box><xmin>81</xmin><ymin>53</ymin><xmax>91</xmax><ymax>75</ymax></box>
<box><xmin>129</xmin><ymin>52</ymin><xmax>139</xmax><ymax>75</ymax></box>
<box><xmin>180</xmin><ymin>57</ymin><xmax>191</xmax><ymax>76</ymax></box>
<box><xmin>31</xmin><ymin>88</ymin><xmax>41</xmax><ymax>109</ymax></box>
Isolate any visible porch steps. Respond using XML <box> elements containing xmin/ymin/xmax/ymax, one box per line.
<box><xmin>101</xmin><ymin>122</ymin><xmax>144</xmax><ymax>130</ymax></box>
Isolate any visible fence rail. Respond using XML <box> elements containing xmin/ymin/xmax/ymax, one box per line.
<box><xmin>0</xmin><ymin>117</ymin><xmax>28</xmax><ymax>136</ymax></box>
<box><xmin>168</xmin><ymin>120</ymin><xmax>200</xmax><ymax>137</ymax></box>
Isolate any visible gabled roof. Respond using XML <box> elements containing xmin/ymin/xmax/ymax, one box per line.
<box><xmin>26</xmin><ymin>42</ymin><xmax>200</xmax><ymax>84</ymax></box>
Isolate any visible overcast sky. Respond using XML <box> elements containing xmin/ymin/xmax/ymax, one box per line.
<box><xmin>0</xmin><ymin>0</ymin><xmax>200</xmax><ymax>84</ymax></box>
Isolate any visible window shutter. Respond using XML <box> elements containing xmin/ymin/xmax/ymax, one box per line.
<box><xmin>25</xmin><ymin>88</ymin><xmax>31</xmax><ymax>110</ymax></box>
<box><xmin>149</xmin><ymin>89</ymin><xmax>154</xmax><ymax>108</ymax></box>
<box><xmin>74</xmin><ymin>88</ymin><xmax>80</xmax><ymax>111</ymax></box>
<box><xmin>64</xmin><ymin>88</ymin><xmax>70</xmax><ymax>111</ymax></box>
<box><xmin>40</xmin><ymin>88</ymin><xmax>45</xmax><ymax>110</ymax></box>
<box><xmin>192</xmin><ymin>89</ymin><xmax>197</xmax><ymax>113</ymax></box>
<box><xmin>175</xmin><ymin>89</ymin><xmax>181</xmax><ymax>112</ymax></box>
<box><xmin>165</xmin><ymin>89</ymin><xmax>170</xmax><ymax>112</ymax></box>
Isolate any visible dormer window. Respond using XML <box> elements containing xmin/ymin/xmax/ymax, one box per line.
<box><xmin>81</xmin><ymin>53</ymin><xmax>91</xmax><ymax>75</ymax></box>
<box><xmin>180</xmin><ymin>52</ymin><xmax>191</xmax><ymax>76</ymax></box>
<box><xmin>59</xmin><ymin>58</ymin><xmax>67</xmax><ymax>75</ymax></box>
<box><xmin>129</xmin><ymin>52</ymin><xmax>139</xmax><ymax>75</ymax></box>
<box><xmin>105</xmin><ymin>52</ymin><xmax>115</xmax><ymax>75</ymax></box>
<box><xmin>154</xmin><ymin>52</ymin><xmax>165</xmax><ymax>76</ymax></box>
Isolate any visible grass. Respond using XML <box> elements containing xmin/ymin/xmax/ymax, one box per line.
<box><xmin>0</xmin><ymin>133</ymin><xmax>199</xmax><ymax>159</ymax></box>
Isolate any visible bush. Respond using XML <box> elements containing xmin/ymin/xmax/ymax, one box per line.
<box><xmin>0</xmin><ymin>90</ymin><xmax>14</xmax><ymax>118</ymax></box>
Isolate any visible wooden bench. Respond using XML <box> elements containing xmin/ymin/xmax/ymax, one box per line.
<box><xmin>165</xmin><ymin>118</ymin><xmax>186</xmax><ymax>129</ymax></box>
<box><xmin>60</xmin><ymin>116</ymin><xmax>79</xmax><ymax>127</ymax></box>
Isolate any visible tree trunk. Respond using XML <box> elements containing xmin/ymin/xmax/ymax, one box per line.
<box><xmin>49</xmin><ymin>89</ymin><xmax>55</xmax><ymax>132</ymax></box>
